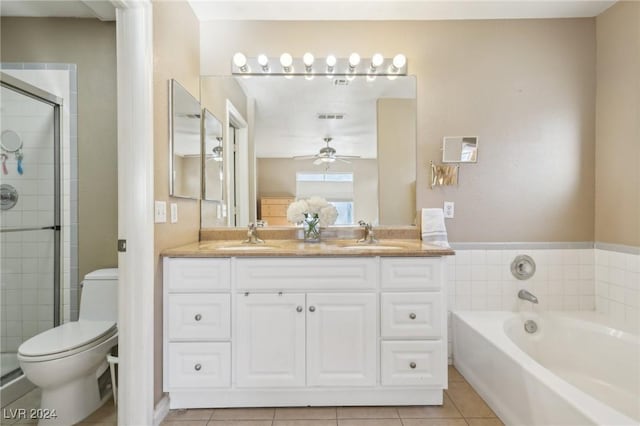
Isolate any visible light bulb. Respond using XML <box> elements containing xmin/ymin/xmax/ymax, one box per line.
<box><xmin>371</xmin><ymin>53</ymin><xmax>384</xmax><ymax>69</ymax></box>
<box><xmin>233</xmin><ymin>52</ymin><xmax>248</xmax><ymax>72</ymax></box>
<box><xmin>348</xmin><ymin>52</ymin><xmax>361</xmax><ymax>69</ymax></box>
<box><xmin>303</xmin><ymin>53</ymin><xmax>314</xmax><ymax>67</ymax></box>
<box><xmin>392</xmin><ymin>54</ymin><xmax>406</xmax><ymax>71</ymax></box>
<box><xmin>257</xmin><ymin>54</ymin><xmax>269</xmax><ymax>72</ymax></box>
<box><xmin>280</xmin><ymin>52</ymin><xmax>293</xmax><ymax>71</ymax></box>
<box><xmin>326</xmin><ymin>55</ymin><xmax>337</xmax><ymax>67</ymax></box>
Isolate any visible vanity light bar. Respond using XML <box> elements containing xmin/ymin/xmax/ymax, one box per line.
<box><xmin>231</xmin><ymin>53</ymin><xmax>407</xmax><ymax>76</ymax></box>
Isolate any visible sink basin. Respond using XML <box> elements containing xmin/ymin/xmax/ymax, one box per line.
<box><xmin>339</xmin><ymin>244</ymin><xmax>404</xmax><ymax>250</ymax></box>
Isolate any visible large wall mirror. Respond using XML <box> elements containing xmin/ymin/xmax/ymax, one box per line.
<box><xmin>169</xmin><ymin>79</ymin><xmax>201</xmax><ymax>199</ymax></box>
<box><xmin>200</xmin><ymin>75</ymin><xmax>417</xmax><ymax>227</ymax></box>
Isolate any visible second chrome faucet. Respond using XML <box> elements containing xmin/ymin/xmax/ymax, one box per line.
<box><xmin>357</xmin><ymin>220</ymin><xmax>378</xmax><ymax>244</ymax></box>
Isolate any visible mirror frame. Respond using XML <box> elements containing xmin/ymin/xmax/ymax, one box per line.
<box><xmin>169</xmin><ymin>79</ymin><xmax>202</xmax><ymax>199</ymax></box>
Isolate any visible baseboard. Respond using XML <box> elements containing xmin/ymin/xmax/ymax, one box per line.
<box><xmin>153</xmin><ymin>395</ymin><xmax>170</xmax><ymax>426</ymax></box>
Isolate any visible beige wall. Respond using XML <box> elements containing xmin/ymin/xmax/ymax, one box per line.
<box><xmin>201</xmin><ymin>19</ymin><xmax>596</xmax><ymax>242</ymax></box>
<box><xmin>378</xmin><ymin>98</ymin><xmax>417</xmax><ymax>225</ymax></box>
<box><xmin>595</xmin><ymin>1</ymin><xmax>640</xmax><ymax>247</ymax></box>
<box><xmin>1</xmin><ymin>18</ymin><xmax>118</xmax><ymax>281</ymax></box>
<box><xmin>153</xmin><ymin>0</ymin><xmax>201</xmax><ymax>404</ymax></box>
<box><xmin>257</xmin><ymin>158</ymin><xmax>378</xmax><ymax>224</ymax></box>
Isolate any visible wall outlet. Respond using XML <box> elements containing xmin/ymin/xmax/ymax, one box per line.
<box><xmin>154</xmin><ymin>201</ymin><xmax>167</xmax><ymax>223</ymax></box>
<box><xmin>444</xmin><ymin>201</ymin><xmax>455</xmax><ymax>218</ymax></box>
<box><xmin>170</xmin><ymin>203</ymin><xmax>178</xmax><ymax>223</ymax></box>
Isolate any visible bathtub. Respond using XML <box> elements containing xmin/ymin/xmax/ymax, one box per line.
<box><xmin>452</xmin><ymin>311</ymin><xmax>639</xmax><ymax>426</ymax></box>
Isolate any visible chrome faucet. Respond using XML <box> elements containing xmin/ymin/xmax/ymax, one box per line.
<box><xmin>518</xmin><ymin>289</ymin><xmax>538</xmax><ymax>304</ymax></box>
<box><xmin>243</xmin><ymin>223</ymin><xmax>264</xmax><ymax>244</ymax></box>
<box><xmin>357</xmin><ymin>220</ymin><xmax>378</xmax><ymax>244</ymax></box>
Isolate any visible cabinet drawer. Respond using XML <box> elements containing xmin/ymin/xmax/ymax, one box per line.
<box><xmin>381</xmin><ymin>293</ymin><xmax>442</xmax><ymax>338</ymax></box>
<box><xmin>236</xmin><ymin>258</ymin><xmax>377</xmax><ymax>290</ymax></box>
<box><xmin>381</xmin><ymin>341</ymin><xmax>444</xmax><ymax>386</ymax></box>
<box><xmin>381</xmin><ymin>258</ymin><xmax>442</xmax><ymax>290</ymax></box>
<box><xmin>168</xmin><ymin>342</ymin><xmax>230</xmax><ymax>389</ymax></box>
<box><xmin>168</xmin><ymin>294</ymin><xmax>230</xmax><ymax>340</ymax></box>
<box><xmin>167</xmin><ymin>258</ymin><xmax>230</xmax><ymax>292</ymax></box>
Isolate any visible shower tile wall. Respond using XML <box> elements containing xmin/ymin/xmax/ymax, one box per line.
<box><xmin>595</xmin><ymin>248</ymin><xmax>640</xmax><ymax>333</ymax></box>
<box><xmin>445</xmin><ymin>247</ymin><xmax>596</xmax><ymax>359</ymax></box>
<box><xmin>2</xmin><ymin>64</ymin><xmax>79</xmax><ymax>323</ymax></box>
<box><xmin>0</xmin><ymin>86</ymin><xmax>56</xmax><ymax>353</ymax></box>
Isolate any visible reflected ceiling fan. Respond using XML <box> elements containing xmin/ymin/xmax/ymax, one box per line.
<box><xmin>293</xmin><ymin>137</ymin><xmax>360</xmax><ymax>165</ymax></box>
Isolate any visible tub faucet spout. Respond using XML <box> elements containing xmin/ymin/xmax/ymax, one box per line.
<box><xmin>518</xmin><ymin>289</ymin><xmax>538</xmax><ymax>304</ymax></box>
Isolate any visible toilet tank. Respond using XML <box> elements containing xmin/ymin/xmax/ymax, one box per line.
<box><xmin>79</xmin><ymin>268</ymin><xmax>118</xmax><ymax>322</ymax></box>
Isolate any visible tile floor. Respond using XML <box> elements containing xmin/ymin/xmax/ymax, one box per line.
<box><xmin>1</xmin><ymin>366</ymin><xmax>503</xmax><ymax>426</ymax></box>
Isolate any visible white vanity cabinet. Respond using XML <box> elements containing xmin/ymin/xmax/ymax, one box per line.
<box><xmin>163</xmin><ymin>255</ymin><xmax>447</xmax><ymax>409</ymax></box>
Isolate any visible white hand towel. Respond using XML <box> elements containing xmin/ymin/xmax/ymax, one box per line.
<box><xmin>421</xmin><ymin>208</ymin><xmax>450</xmax><ymax>248</ymax></box>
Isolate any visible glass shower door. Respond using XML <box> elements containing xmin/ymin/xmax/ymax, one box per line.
<box><xmin>0</xmin><ymin>74</ymin><xmax>61</xmax><ymax>391</ymax></box>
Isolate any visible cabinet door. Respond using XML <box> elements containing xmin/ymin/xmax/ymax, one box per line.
<box><xmin>236</xmin><ymin>293</ymin><xmax>306</xmax><ymax>387</ymax></box>
<box><xmin>306</xmin><ymin>293</ymin><xmax>377</xmax><ymax>387</ymax></box>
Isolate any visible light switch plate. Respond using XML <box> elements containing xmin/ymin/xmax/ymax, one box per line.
<box><xmin>444</xmin><ymin>201</ymin><xmax>455</xmax><ymax>218</ymax></box>
<box><xmin>154</xmin><ymin>201</ymin><xmax>167</xmax><ymax>223</ymax></box>
<box><xmin>170</xmin><ymin>203</ymin><xmax>178</xmax><ymax>223</ymax></box>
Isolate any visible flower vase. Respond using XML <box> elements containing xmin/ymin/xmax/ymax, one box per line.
<box><xmin>303</xmin><ymin>215</ymin><xmax>321</xmax><ymax>242</ymax></box>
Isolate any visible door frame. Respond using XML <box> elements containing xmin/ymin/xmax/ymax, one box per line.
<box><xmin>113</xmin><ymin>1</ymin><xmax>156</xmax><ymax>425</ymax></box>
<box><xmin>224</xmin><ymin>99</ymin><xmax>248</xmax><ymax>226</ymax></box>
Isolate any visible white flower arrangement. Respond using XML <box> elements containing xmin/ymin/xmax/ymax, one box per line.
<box><xmin>287</xmin><ymin>196</ymin><xmax>339</xmax><ymax>227</ymax></box>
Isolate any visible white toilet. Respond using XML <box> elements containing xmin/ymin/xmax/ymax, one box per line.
<box><xmin>18</xmin><ymin>269</ymin><xmax>118</xmax><ymax>426</ymax></box>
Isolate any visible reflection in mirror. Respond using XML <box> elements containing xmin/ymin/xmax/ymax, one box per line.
<box><xmin>199</xmin><ymin>75</ymin><xmax>417</xmax><ymax>227</ymax></box>
<box><xmin>169</xmin><ymin>79</ymin><xmax>201</xmax><ymax>199</ymax></box>
<box><xmin>202</xmin><ymin>109</ymin><xmax>224</xmax><ymax>201</ymax></box>
<box><xmin>442</xmin><ymin>136</ymin><xmax>478</xmax><ymax>163</ymax></box>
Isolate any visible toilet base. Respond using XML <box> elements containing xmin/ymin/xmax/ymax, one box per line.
<box><xmin>37</xmin><ymin>360</ymin><xmax>111</xmax><ymax>426</ymax></box>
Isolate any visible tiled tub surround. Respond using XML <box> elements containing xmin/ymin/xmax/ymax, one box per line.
<box><xmin>445</xmin><ymin>244</ymin><xmax>639</xmax><ymax>359</ymax></box>
<box><xmin>595</xmin><ymin>247</ymin><xmax>640</xmax><ymax>333</ymax></box>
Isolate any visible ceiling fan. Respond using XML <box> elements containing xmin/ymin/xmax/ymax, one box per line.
<box><xmin>293</xmin><ymin>137</ymin><xmax>361</xmax><ymax>165</ymax></box>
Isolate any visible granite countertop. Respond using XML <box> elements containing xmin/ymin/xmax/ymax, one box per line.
<box><xmin>161</xmin><ymin>238</ymin><xmax>454</xmax><ymax>257</ymax></box>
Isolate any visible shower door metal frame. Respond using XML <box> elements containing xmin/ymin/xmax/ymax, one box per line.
<box><xmin>0</xmin><ymin>71</ymin><xmax>63</xmax><ymax>327</ymax></box>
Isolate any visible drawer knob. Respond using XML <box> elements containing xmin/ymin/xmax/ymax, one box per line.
<box><xmin>296</xmin><ymin>306</ymin><xmax>303</xmax><ymax>313</ymax></box>
<box><xmin>309</xmin><ymin>306</ymin><xmax>316</xmax><ymax>312</ymax></box>
<box><xmin>194</xmin><ymin>363</ymin><xmax>202</xmax><ymax>371</ymax></box>
<box><xmin>410</xmin><ymin>362</ymin><xmax>416</xmax><ymax>369</ymax></box>
<box><xmin>194</xmin><ymin>314</ymin><xmax>202</xmax><ymax>321</ymax></box>
<box><xmin>409</xmin><ymin>313</ymin><xmax>416</xmax><ymax>320</ymax></box>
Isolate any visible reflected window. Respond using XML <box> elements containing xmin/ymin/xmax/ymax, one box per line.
<box><xmin>296</xmin><ymin>172</ymin><xmax>355</xmax><ymax>225</ymax></box>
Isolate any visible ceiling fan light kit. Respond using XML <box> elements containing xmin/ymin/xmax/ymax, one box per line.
<box><xmin>293</xmin><ymin>137</ymin><xmax>361</xmax><ymax>165</ymax></box>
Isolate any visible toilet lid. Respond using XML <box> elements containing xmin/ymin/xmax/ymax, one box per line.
<box><xmin>18</xmin><ymin>321</ymin><xmax>117</xmax><ymax>357</ymax></box>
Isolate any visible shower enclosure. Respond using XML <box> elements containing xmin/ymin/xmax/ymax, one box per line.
<box><xmin>0</xmin><ymin>72</ymin><xmax>61</xmax><ymax>403</ymax></box>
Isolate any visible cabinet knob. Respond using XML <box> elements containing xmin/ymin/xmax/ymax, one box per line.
<box><xmin>194</xmin><ymin>363</ymin><xmax>202</xmax><ymax>371</ymax></box>
<box><xmin>296</xmin><ymin>306</ymin><xmax>303</xmax><ymax>313</ymax></box>
<box><xmin>409</xmin><ymin>362</ymin><xmax>416</xmax><ymax>369</ymax></box>
<box><xmin>309</xmin><ymin>306</ymin><xmax>316</xmax><ymax>312</ymax></box>
<box><xmin>409</xmin><ymin>313</ymin><xmax>416</xmax><ymax>320</ymax></box>
<box><xmin>194</xmin><ymin>314</ymin><xmax>202</xmax><ymax>321</ymax></box>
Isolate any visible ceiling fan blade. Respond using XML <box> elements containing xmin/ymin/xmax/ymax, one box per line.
<box><xmin>313</xmin><ymin>158</ymin><xmax>324</xmax><ymax>165</ymax></box>
<box><xmin>335</xmin><ymin>155</ymin><xmax>361</xmax><ymax>159</ymax></box>
<box><xmin>336</xmin><ymin>158</ymin><xmax>352</xmax><ymax>164</ymax></box>
<box><xmin>293</xmin><ymin>155</ymin><xmax>317</xmax><ymax>160</ymax></box>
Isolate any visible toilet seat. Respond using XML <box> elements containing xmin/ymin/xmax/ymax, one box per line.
<box><xmin>18</xmin><ymin>321</ymin><xmax>117</xmax><ymax>362</ymax></box>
